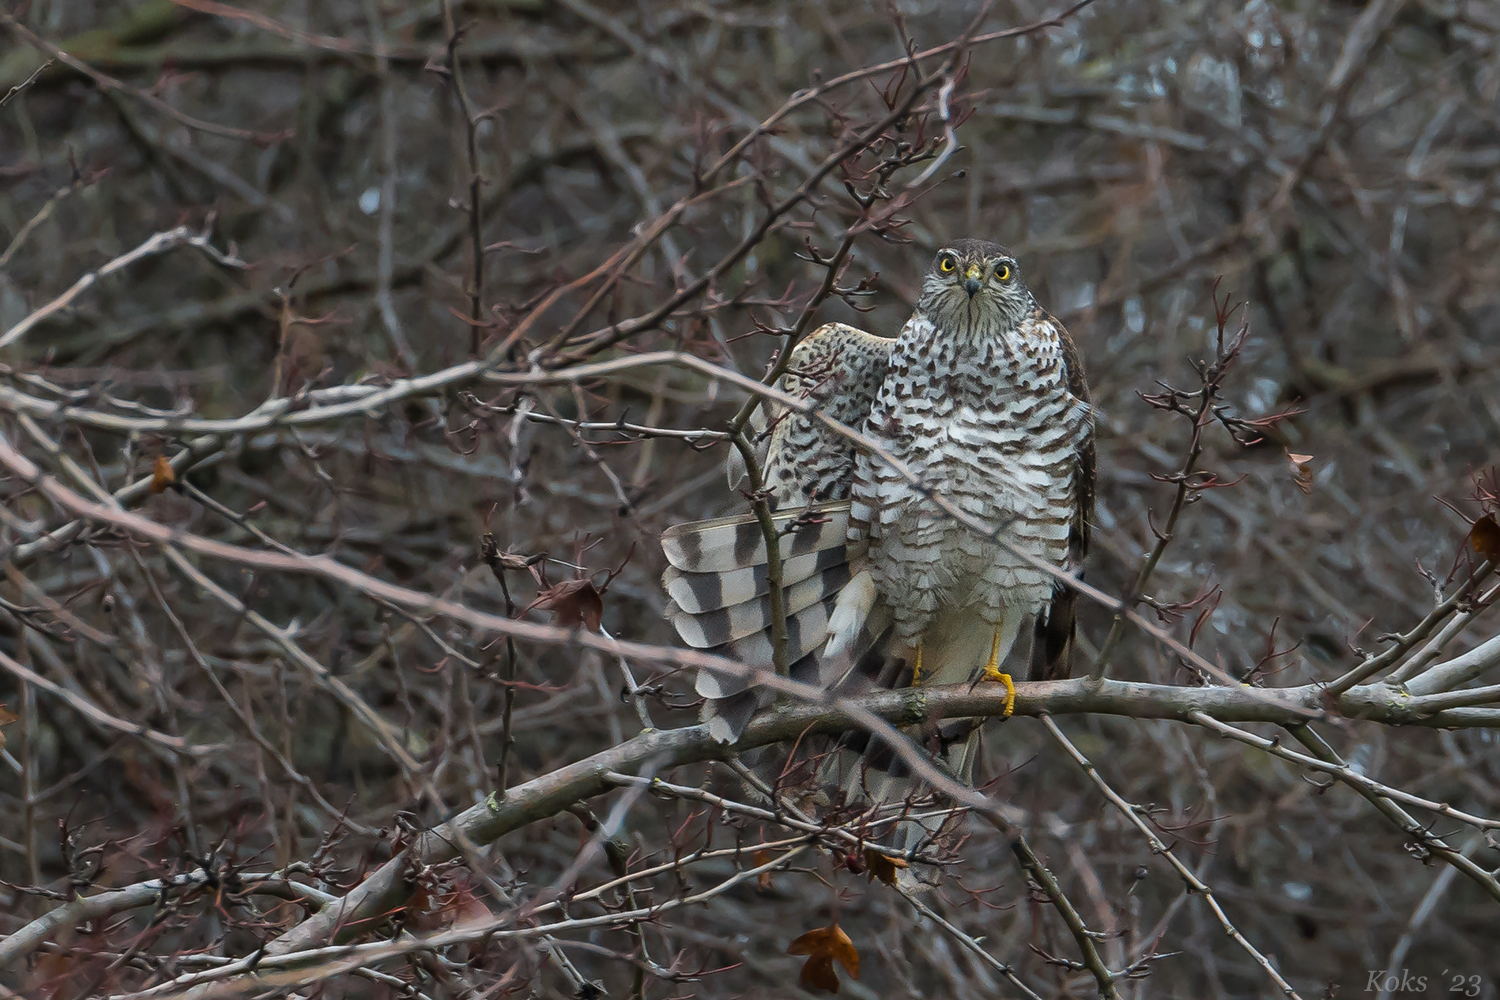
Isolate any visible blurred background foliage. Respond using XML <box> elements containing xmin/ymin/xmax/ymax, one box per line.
<box><xmin>2</xmin><ymin>0</ymin><xmax>1500</xmax><ymax>996</ymax></box>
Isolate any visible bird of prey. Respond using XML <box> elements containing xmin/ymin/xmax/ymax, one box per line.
<box><xmin>661</xmin><ymin>238</ymin><xmax>1094</xmax><ymax>807</ymax></box>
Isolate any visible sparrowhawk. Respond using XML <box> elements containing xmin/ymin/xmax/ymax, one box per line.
<box><xmin>662</xmin><ymin>238</ymin><xmax>1094</xmax><ymax>811</ymax></box>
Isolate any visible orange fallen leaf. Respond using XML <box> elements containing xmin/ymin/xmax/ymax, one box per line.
<box><xmin>1473</xmin><ymin>514</ymin><xmax>1500</xmax><ymax>563</ymax></box>
<box><xmin>410</xmin><ymin>884</ymin><xmax>492</xmax><ymax>933</ymax></box>
<box><xmin>863</xmin><ymin>847</ymin><xmax>908</xmax><ymax>886</ymax></box>
<box><xmin>800</xmin><ymin>955</ymin><xmax>841</xmax><ymax>993</ymax></box>
<box><xmin>755</xmin><ymin>848</ymin><xmax>774</xmax><ymax>891</ymax></box>
<box><xmin>404</xmin><ymin>881</ymin><xmax>432</xmax><ymax>923</ymax></box>
<box><xmin>149</xmin><ymin>454</ymin><xmax>177</xmax><ymax>493</ymax></box>
<box><xmin>1285</xmin><ymin>450</ymin><xmax>1314</xmax><ymax>495</ymax></box>
<box><xmin>788</xmin><ymin>924</ymin><xmax>859</xmax><ymax>994</ymax></box>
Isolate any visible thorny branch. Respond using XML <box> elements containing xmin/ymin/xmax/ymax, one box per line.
<box><xmin>4</xmin><ymin>1</ymin><xmax>1500</xmax><ymax>997</ymax></box>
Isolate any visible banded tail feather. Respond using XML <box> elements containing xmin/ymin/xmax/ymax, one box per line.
<box><xmin>662</xmin><ymin>562</ymin><xmax>850</xmax><ymax>643</ymax></box>
<box><xmin>690</xmin><ymin>599</ymin><xmax>895</xmax><ymax>745</ymax></box>
<box><xmin>662</xmin><ymin>547</ymin><xmax>847</xmax><ymax>614</ymax></box>
<box><xmin>690</xmin><ymin>593</ymin><xmax>836</xmax><ymax>742</ymax></box>
<box><xmin>824</xmin><ymin>713</ymin><xmax>985</xmax><ymax>874</ymax></box>
<box><xmin>818</xmin><ymin>602</ymin><xmax>1036</xmax><ymax>866</ymax></box>
<box><xmin>662</xmin><ymin>503</ymin><xmax>886</xmax><ymax>743</ymax></box>
<box><xmin>660</xmin><ymin>501</ymin><xmax>853</xmax><ymax>575</ymax></box>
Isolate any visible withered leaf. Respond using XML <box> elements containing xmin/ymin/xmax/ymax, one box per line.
<box><xmin>754</xmin><ymin>848</ymin><xmax>774</xmax><ymax>891</ymax></box>
<box><xmin>788</xmin><ymin>924</ymin><xmax>859</xmax><ymax>994</ymax></box>
<box><xmin>524</xmin><ymin>578</ymin><xmax>604</xmax><ymax>631</ymax></box>
<box><xmin>1285</xmin><ymin>450</ymin><xmax>1314</xmax><ymax>495</ymax></box>
<box><xmin>149</xmin><ymin>455</ymin><xmax>177</xmax><ymax>494</ymax></box>
<box><xmin>799</xmin><ymin>955</ymin><xmax>841</xmax><ymax>993</ymax></box>
<box><xmin>404</xmin><ymin>882</ymin><xmax>432</xmax><ymax>922</ymax></box>
<box><xmin>0</xmin><ymin>702</ymin><xmax>16</xmax><ymax>751</ymax></box>
<box><xmin>863</xmin><ymin>847</ymin><xmax>908</xmax><ymax>886</ymax></box>
<box><xmin>480</xmin><ymin>534</ymin><xmax>541</xmax><ymax>574</ymax></box>
<box><xmin>1473</xmin><ymin>514</ymin><xmax>1500</xmax><ymax>563</ymax></box>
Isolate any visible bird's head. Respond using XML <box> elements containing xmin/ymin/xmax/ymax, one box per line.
<box><xmin>917</xmin><ymin>238</ymin><xmax>1034</xmax><ymax>335</ymax></box>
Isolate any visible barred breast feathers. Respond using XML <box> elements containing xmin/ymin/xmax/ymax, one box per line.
<box><xmin>850</xmin><ymin>310</ymin><xmax>1086</xmax><ymax>518</ymax></box>
<box><xmin>848</xmin><ymin>297</ymin><xmax>1092</xmax><ymax>656</ymax></box>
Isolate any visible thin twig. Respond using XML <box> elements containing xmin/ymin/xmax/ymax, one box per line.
<box><xmin>1192</xmin><ymin>714</ymin><xmax>1500</xmax><ymax>902</ymax></box>
<box><xmin>0</xmin><ymin>224</ymin><xmax>244</xmax><ymax>350</ymax></box>
<box><xmin>439</xmin><ymin>0</ymin><xmax>487</xmax><ymax>355</ymax></box>
<box><xmin>1044</xmin><ymin>715</ymin><xmax>1305</xmax><ymax>999</ymax></box>
<box><xmin>364</xmin><ymin>0</ymin><xmax>418</xmax><ymax>369</ymax></box>
<box><xmin>0</xmin><ymin>14</ymin><xmax>292</xmax><ymax>144</ymax></box>
<box><xmin>1091</xmin><ymin>303</ymin><xmax>1251</xmax><ymax>680</ymax></box>
<box><xmin>1002</xmin><ymin>829</ymin><xmax>1120</xmax><ymax>1000</ymax></box>
<box><xmin>0</xmin><ymin>56</ymin><xmax>51</xmax><ymax>107</ymax></box>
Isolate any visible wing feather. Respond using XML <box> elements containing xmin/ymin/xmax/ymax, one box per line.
<box><xmin>761</xmin><ymin>323</ymin><xmax>894</xmax><ymax>507</ymax></box>
<box><xmin>661</xmin><ymin>501</ymin><xmax>851</xmax><ymax>573</ymax></box>
<box><xmin>666</xmin><ymin>323</ymin><xmax>893</xmax><ymax>743</ymax></box>
<box><xmin>1031</xmin><ymin>308</ymin><xmax>1094</xmax><ymax>681</ymax></box>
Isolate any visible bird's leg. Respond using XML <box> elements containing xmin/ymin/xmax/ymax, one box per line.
<box><xmin>982</xmin><ymin>628</ymin><xmax>1016</xmax><ymax>717</ymax></box>
<box><xmin>911</xmin><ymin>643</ymin><xmax>924</xmax><ymax>686</ymax></box>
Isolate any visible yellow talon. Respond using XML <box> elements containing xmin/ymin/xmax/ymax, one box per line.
<box><xmin>911</xmin><ymin>643</ymin><xmax>924</xmax><ymax>686</ymax></box>
<box><xmin>983</xmin><ymin>667</ymin><xmax>1016</xmax><ymax>716</ymax></box>
<box><xmin>984</xmin><ymin>629</ymin><xmax>1016</xmax><ymax>717</ymax></box>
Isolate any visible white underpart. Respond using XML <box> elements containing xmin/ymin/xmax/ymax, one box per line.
<box><xmin>917</xmin><ymin>603</ymin><xmax>1025</xmax><ymax>686</ymax></box>
<box><xmin>849</xmin><ymin>299</ymin><xmax>1085</xmax><ymax>669</ymax></box>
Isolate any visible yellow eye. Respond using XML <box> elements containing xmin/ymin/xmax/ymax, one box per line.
<box><xmin>938</xmin><ymin>255</ymin><xmax>956</xmax><ymax>273</ymax></box>
<box><xmin>996</xmin><ymin>264</ymin><xmax>1011</xmax><ymax>282</ymax></box>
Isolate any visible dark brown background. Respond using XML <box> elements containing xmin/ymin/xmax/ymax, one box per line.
<box><xmin>2</xmin><ymin>0</ymin><xmax>1499</xmax><ymax>996</ymax></box>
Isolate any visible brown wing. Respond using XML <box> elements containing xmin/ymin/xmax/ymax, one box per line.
<box><xmin>1031</xmin><ymin>310</ymin><xmax>1094</xmax><ymax>681</ymax></box>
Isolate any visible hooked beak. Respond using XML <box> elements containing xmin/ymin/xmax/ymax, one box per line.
<box><xmin>963</xmin><ymin>264</ymin><xmax>982</xmax><ymax>298</ymax></box>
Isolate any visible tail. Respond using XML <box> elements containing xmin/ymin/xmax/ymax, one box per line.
<box><xmin>661</xmin><ymin>505</ymin><xmax>1012</xmax><ymax>885</ymax></box>
<box><xmin>824</xmin><ymin>713</ymin><xmax>983</xmax><ymax>873</ymax></box>
<box><xmin>823</xmin><ymin>605</ymin><xmax>1034</xmax><ymax>873</ymax></box>
<box><xmin>661</xmin><ymin>502</ymin><xmax>887</xmax><ymax>742</ymax></box>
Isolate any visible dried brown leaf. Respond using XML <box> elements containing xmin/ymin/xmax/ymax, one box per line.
<box><xmin>1473</xmin><ymin>514</ymin><xmax>1500</xmax><ymax>563</ymax></box>
<box><xmin>432</xmin><ymin>885</ymin><xmax>492</xmax><ymax>932</ymax></box>
<box><xmin>0</xmin><ymin>702</ymin><xmax>16</xmax><ymax>750</ymax></box>
<box><xmin>863</xmin><ymin>847</ymin><xmax>908</xmax><ymax>885</ymax></box>
<box><xmin>1286</xmin><ymin>450</ymin><xmax>1314</xmax><ymax>495</ymax></box>
<box><xmin>788</xmin><ymin>924</ymin><xmax>859</xmax><ymax>993</ymax></box>
<box><xmin>149</xmin><ymin>454</ymin><xmax>177</xmax><ymax>494</ymax></box>
<box><xmin>524</xmin><ymin>578</ymin><xmax>604</xmax><ymax>631</ymax></box>
<box><xmin>800</xmin><ymin>954</ymin><xmax>841</xmax><ymax>993</ymax></box>
<box><xmin>755</xmin><ymin>848</ymin><xmax>774</xmax><ymax>890</ymax></box>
